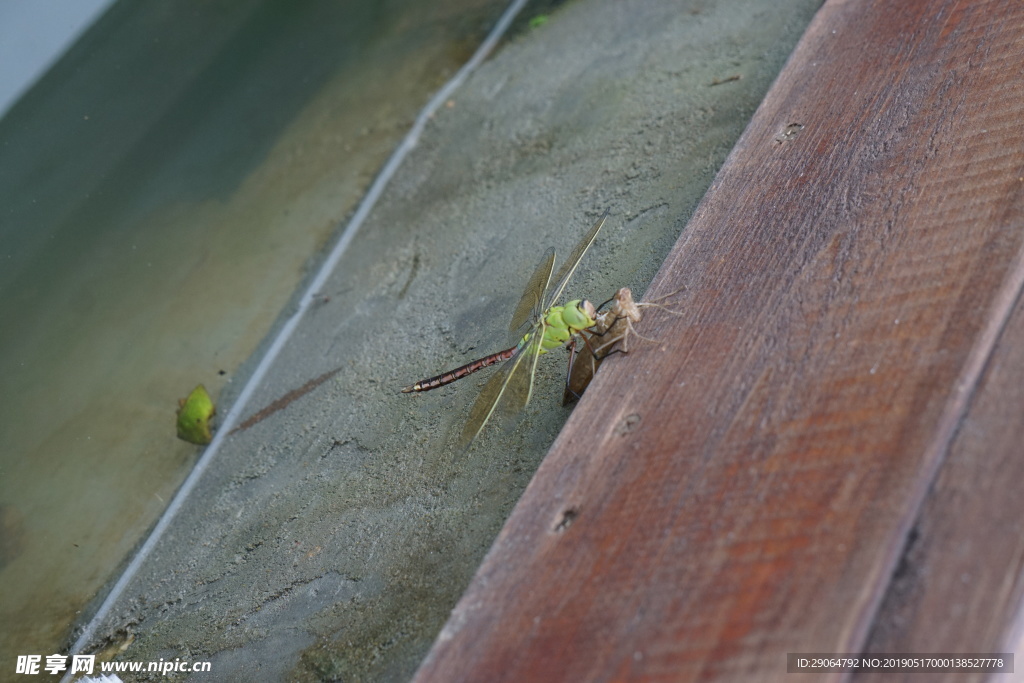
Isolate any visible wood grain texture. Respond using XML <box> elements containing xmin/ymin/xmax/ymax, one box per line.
<box><xmin>415</xmin><ymin>0</ymin><xmax>1024</xmax><ymax>680</ymax></box>
<box><xmin>857</xmin><ymin>256</ymin><xmax>1024</xmax><ymax>681</ymax></box>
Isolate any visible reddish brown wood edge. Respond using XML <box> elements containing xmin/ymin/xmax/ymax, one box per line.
<box><xmin>415</xmin><ymin>1</ymin><xmax>1024</xmax><ymax>681</ymax></box>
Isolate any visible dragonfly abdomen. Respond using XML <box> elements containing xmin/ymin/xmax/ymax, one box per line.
<box><xmin>402</xmin><ymin>345</ymin><xmax>518</xmax><ymax>393</ymax></box>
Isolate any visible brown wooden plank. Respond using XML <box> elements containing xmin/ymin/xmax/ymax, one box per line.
<box><xmin>415</xmin><ymin>0</ymin><xmax>1024</xmax><ymax>681</ymax></box>
<box><xmin>856</xmin><ymin>257</ymin><xmax>1024</xmax><ymax>679</ymax></box>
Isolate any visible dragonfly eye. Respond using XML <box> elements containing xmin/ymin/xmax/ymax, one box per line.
<box><xmin>573</xmin><ymin>301</ymin><xmax>598</xmax><ymax>329</ymax></box>
<box><xmin>580</xmin><ymin>299</ymin><xmax>597</xmax><ymax>322</ymax></box>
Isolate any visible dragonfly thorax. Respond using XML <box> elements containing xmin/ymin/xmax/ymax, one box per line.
<box><xmin>530</xmin><ymin>299</ymin><xmax>598</xmax><ymax>354</ymax></box>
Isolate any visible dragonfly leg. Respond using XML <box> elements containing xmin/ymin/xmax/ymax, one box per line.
<box><xmin>563</xmin><ymin>336</ymin><xmax>583</xmax><ymax>403</ymax></box>
<box><xmin>563</xmin><ymin>330</ymin><xmax>606</xmax><ymax>405</ymax></box>
<box><xmin>578</xmin><ymin>329</ymin><xmax>602</xmax><ymax>358</ymax></box>
<box><xmin>586</xmin><ymin>316</ymin><xmax>630</xmax><ymax>359</ymax></box>
<box><xmin>595</xmin><ymin>294</ymin><xmax>617</xmax><ymax>312</ymax></box>
<box><xmin>597</xmin><ymin>345</ymin><xmax>628</xmax><ymax>360</ymax></box>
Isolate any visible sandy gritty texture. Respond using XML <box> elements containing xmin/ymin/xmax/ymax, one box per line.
<box><xmin>0</xmin><ymin>0</ymin><xmax>511</xmax><ymax>667</ymax></box>
<box><xmin>83</xmin><ymin>0</ymin><xmax>822</xmax><ymax>680</ymax></box>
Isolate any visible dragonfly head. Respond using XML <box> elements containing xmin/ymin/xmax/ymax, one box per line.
<box><xmin>564</xmin><ymin>299</ymin><xmax>598</xmax><ymax>332</ymax></box>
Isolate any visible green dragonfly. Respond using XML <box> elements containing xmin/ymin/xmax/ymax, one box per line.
<box><xmin>402</xmin><ymin>210</ymin><xmax>609</xmax><ymax>447</ymax></box>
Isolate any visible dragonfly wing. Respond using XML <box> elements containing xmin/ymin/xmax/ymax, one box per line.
<box><xmin>459</xmin><ymin>325</ymin><xmax>545</xmax><ymax>448</ymax></box>
<box><xmin>456</xmin><ymin>210</ymin><xmax>608</xmax><ymax>447</ymax></box>
<box><xmin>509</xmin><ymin>248</ymin><xmax>555</xmax><ymax>333</ymax></box>
<box><xmin>495</xmin><ymin>331</ymin><xmax>543</xmax><ymax>421</ymax></box>
<box><xmin>546</xmin><ymin>210</ymin><xmax>608</xmax><ymax>308</ymax></box>
<box><xmin>563</xmin><ymin>334</ymin><xmax>599</xmax><ymax>405</ymax></box>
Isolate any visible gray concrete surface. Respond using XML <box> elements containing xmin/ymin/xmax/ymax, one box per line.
<box><xmin>0</xmin><ymin>0</ymin><xmax>510</xmax><ymax>668</ymax></box>
<box><xmin>76</xmin><ymin>0</ymin><xmax>822</xmax><ymax>680</ymax></box>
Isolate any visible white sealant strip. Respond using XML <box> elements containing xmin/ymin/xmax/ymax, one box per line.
<box><xmin>65</xmin><ymin>0</ymin><xmax>529</xmax><ymax>667</ymax></box>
